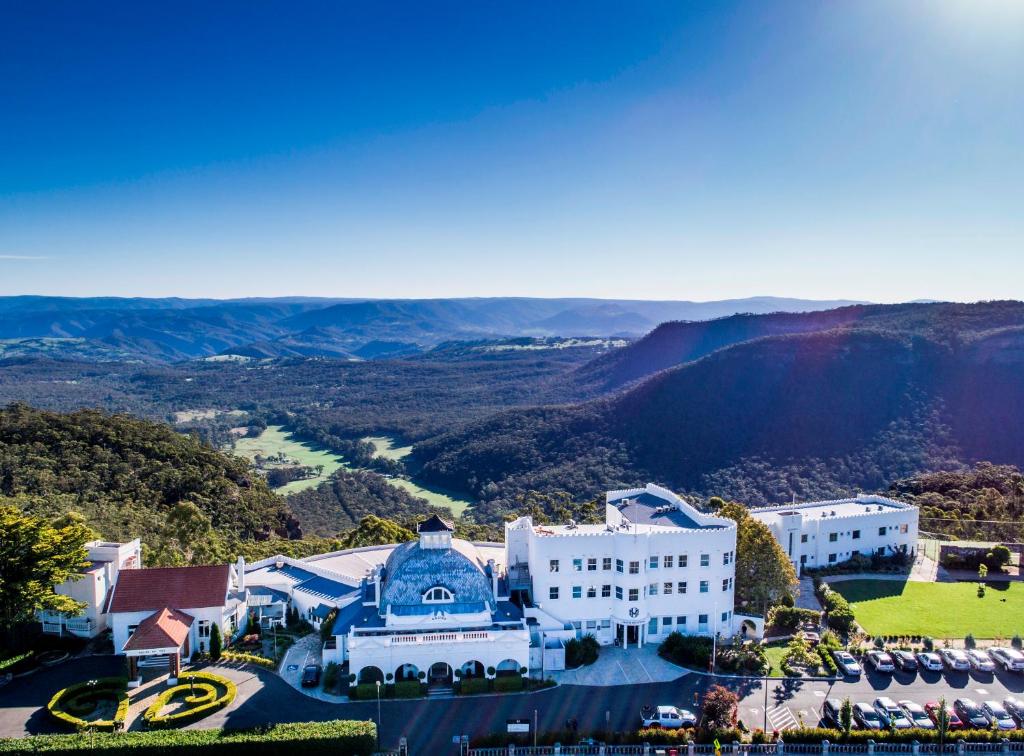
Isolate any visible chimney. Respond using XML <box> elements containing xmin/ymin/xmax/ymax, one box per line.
<box><xmin>373</xmin><ymin>566</ymin><xmax>382</xmax><ymax>607</ymax></box>
<box><xmin>488</xmin><ymin>559</ymin><xmax>498</xmax><ymax>598</ymax></box>
<box><xmin>236</xmin><ymin>556</ymin><xmax>246</xmax><ymax>592</ymax></box>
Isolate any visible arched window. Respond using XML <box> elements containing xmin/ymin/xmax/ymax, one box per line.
<box><xmin>423</xmin><ymin>586</ymin><xmax>453</xmax><ymax>603</ymax></box>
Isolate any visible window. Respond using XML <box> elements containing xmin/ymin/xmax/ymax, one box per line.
<box><xmin>900</xmin><ymin>524</ymin><xmax>908</xmax><ymax>534</ymax></box>
<box><xmin>679</xmin><ymin>554</ymin><xmax>688</xmax><ymax>568</ymax></box>
<box><xmin>423</xmin><ymin>586</ymin><xmax>454</xmax><ymax>603</ymax></box>
<box><xmin>585</xmin><ymin>620</ymin><xmax>597</xmax><ymax>629</ymax></box>
<box><xmin>628</xmin><ymin>588</ymin><xmax>639</xmax><ymax>601</ymax></box>
<box><xmin>800</xmin><ymin>534</ymin><xmax>808</xmax><ymax>543</ymax></box>
<box><xmin>663</xmin><ymin>582</ymin><xmax>673</xmax><ymax>595</ymax></box>
<box><xmin>700</xmin><ymin>580</ymin><xmax>709</xmax><ymax>593</ymax></box>
<box><xmin>852</xmin><ymin>530</ymin><xmax>861</xmax><ymax>540</ymax></box>
<box><xmin>628</xmin><ymin>561</ymin><xmax>640</xmax><ymax>574</ymax></box>
<box><xmin>600</xmin><ymin>619</ymin><xmax>611</xmax><ymax>629</ymax></box>
<box><xmin>550</xmin><ymin>560</ymin><xmax>559</xmax><ymax>573</ymax></box>
<box><xmin>649</xmin><ymin>556</ymin><xmax>658</xmax><ymax>569</ymax></box>
<box><xmin>601</xmin><ymin>584</ymin><xmax>611</xmax><ymax>598</ymax></box>
<box><xmin>663</xmin><ymin>616</ymin><xmax>673</xmax><ymax>627</ymax></box>
<box><xmin>721</xmin><ymin>611</ymin><xmax>730</xmax><ymax>624</ymax></box>
<box><xmin>615</xmin><ymin>586</ymin><xmax>623</xmax><ymax>600</ymax></box>
<box><xmin>877</xmin><ymin>547</ymin><xmax>885</xmax><ymax>555</ymax></box>
<box><xmin>587</xmin><ymin>558</ymin><xmax>597</xmax><ymax>571</ymax></box>
<box><xmin>549</xmin><ymin>586</ymin><xmax>559</xmax><ymax>600</ymax></box>
<box><xmin>676</xmin><ymin>616</ymin><xmax>686</xmax><ymax>626</ymax></box>
<box><xmin>648</xmin><ymin>618</ymin><xmax>658</xmax><ymax>634</ymax></box>
<box><xmin>127</xmin><ymin>623</ymin><xmax>139</xmax><ymax>637</ymax></box>
<box><xmin>700</xmin><ymin>553</ymin><xmax>710</xmax><ymax>567</ymax></box>
<box><xmin>615</xmin><ymin>559</ymin><xmax>624</xmax><ymax>573</ymax></box>
<box><xmin>829</xmin><ymin>532</ymin><xmax>838</xmax><ymax>542</ymax></box>
<box><xmin>800</xmin><ymin>555</ymin><xmax>808</xmax><ymax>565</ymax></box>
<box><xmin>648</xmin><ymin>583</ymin><xmax>658</xmax><ymax>596</ymax></box>
<box><xmin>198</xmin><ymin>620</ymin><xmax>211</xmax><ymax>638</ymax></box>
<box><xmin>722</xmin><ymin>551</ymin><xmax>731</xmax><ymax>566</ymax></box>
<box><xmin>573</xmin><ymin>558</ymin><xmax>583</xmax><ymax>572</ymax></box>
<box><xmin>879</xmin><ymin>526</ymin><xmax>887</xmax><ymax>536</ymax></box>
<box><xmin>678</xmin><ymin>581</ymin><xmax>687</xmax><ymax>594</ymax></box>
<box><xmin>587</xmin><ymin>585</ymin><xmax>597</xmax><ymax>599</ymax></box>
<box><xmin>698</xmin><ymin>613</ymin><xmax>708</xmax><ymax>626</ymax></box>
<box><xmin>828</xmin><ymin>553</ymin><xmax>837</xmax><ymax>563</ymax></box>
<box><xmin>722</xmin><ymin>578</ymin><xmax>730</xmax><ymax>592</ymax></box>
<box><xmin>663</xmin><ymin>555</ymin><xmax>673</xmax><ymax>568</ymax></box>
<box><xmin>572</xmin><ymin>586</ymin><xmax>582</xmax><ymax>599</ymax></box>
<box><xmin>603</xmin><ymin>557</ymin><xmax>612</xmax><ymax>571</ymax></box>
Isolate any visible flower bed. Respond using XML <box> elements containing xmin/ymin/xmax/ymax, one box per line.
<box><xmin>142</xmin><ymin>672</ymin><xmax>236</xmax><ymax>729</ymax></box>
<box><xmin>47</xmin><ymin>678</ymin><xmax>129</xmax><ymax>732</ymax></box>
<box><xmin>220</xmin><ymin>650</ymin><xmax>276</xmax><ymax>668</ymax></box>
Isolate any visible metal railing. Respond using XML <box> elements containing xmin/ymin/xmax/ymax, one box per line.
<box><xmin>468</xmin><ymin>741</ymin><xmax>1024</xmax><ymax>756</ymax></box>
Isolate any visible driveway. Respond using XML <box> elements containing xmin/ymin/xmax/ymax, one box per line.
<box><xmin>3</xmin><ymin>656</ymin><xmax>1023</xmax><ymax>755</ymax></box>
<box><xmin>278</xmin><ymin>633</ymin><xmax>346</xmax><ymax>702</ymax></box>
<box><xmin>550</xmin><ymin>644</ymin><xmax>687</xmax><ymax>686</ymax></box>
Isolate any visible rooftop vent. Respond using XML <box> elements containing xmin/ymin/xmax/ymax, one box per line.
<box><xmin>830</xmin><ymin>510</ymin><xmax>836</xmax><ymax>516</ymax></box>
<box><xmin>566</xmin><ymin>519</ymin><xmax>577</xmax><ymax>530</ymax></box>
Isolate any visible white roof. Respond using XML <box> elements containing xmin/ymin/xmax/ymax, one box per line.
<box><xmin>750</xmin><ymin>494</ymin><xmax>912</xmax><ymax>524</ymax></box>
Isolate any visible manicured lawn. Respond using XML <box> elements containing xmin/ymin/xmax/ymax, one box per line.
<box><xmin>363</xmin><ymin>435</ymin><xmax>414</xmax><ymax>461</ymax></box>
<box><xmin>232</xmin><ymin>425</ymin><xmax>345</xmax><ymax>494</ymax></box>
<box><xmin>831</xmin><ymin>579</ymin><xmax>1024</xmax><ymax>638</ymax></box>
<box><xmin>763</xmin><ymin>642</ymin><xmax>789</xmax><ymax>678</ymax></box>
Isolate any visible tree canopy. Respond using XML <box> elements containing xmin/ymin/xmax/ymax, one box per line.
<box><xmin>716</xmin><ymin>499</ymin><xmax>797</xmax><ymax>614</ymax></box>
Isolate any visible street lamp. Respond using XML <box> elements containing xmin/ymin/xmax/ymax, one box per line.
<box><xmin>376</xmin><ymin>680</ymin><xmax>382</xmax><ymax>747</ymax></box>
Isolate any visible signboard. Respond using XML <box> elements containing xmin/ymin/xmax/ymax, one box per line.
<box><xmin>507</xmin><ymin>719</ymin><xmax>531</xmax><ymax>733</ymax></box>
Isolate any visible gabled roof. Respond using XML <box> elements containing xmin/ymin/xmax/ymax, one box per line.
<box><xmin>123</xmin><ymin>607</ymin><xmax>194</xmax><ymax>652</ymax></box>
<box><xmin>417</xmin><ymin>514</ymin><xmax>454</xmax><ymax>533</ymax></box>
<box><xmin>108</xmin><ymin>564</ymin><xmax>230</xmax><ymax>613</ymax></box>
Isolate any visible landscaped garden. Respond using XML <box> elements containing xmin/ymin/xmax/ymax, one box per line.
<box><xmin>141</xmin><ymin>671</ymin><xmax>236</xmax><ymax>728</ymax></box>
<box><xmin>830</xmin><ymin>579</ymin><xmax>1024</xmax><ymax>637</ymax></box>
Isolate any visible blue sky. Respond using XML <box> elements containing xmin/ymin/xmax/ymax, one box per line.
<box><xmin>1</xmin><ymin>0</ymin><xmax>1022</xmax><ymax>300</ymax></box>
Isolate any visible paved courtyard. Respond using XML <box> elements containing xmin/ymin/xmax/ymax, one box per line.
<box><xmin>549</xmin><ymin>644</ymin><xmax>687</xmax><ymax>686</ymax></box>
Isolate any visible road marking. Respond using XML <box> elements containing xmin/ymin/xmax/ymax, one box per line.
<box><xmin>975</xmin><ymin>688</ymin><xmax>988</xmax><ymax>695</ymax></box>
<box><xmin>766</xmin><ymin>705</ymin><xmax>798</xmax><ymax>731</ymax></box>
<box><xmin>813</xmin><ymin>691</ymin><xmax>825</xmax><ymax>697</ymax></box>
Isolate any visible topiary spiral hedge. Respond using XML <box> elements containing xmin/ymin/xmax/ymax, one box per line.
<box><xmin>47</xmin><ymin>678</ymin><xmax>129</xmax><ymax>732</ymax></box>
<box><xmin>142</xmin><ymin>672</ymin><xmax>236</xmax><ymax>729</ymax></box>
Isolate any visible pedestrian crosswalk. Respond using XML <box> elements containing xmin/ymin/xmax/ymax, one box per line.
<box><xmin>766</xmin><ymin>705</ymin><xmax>798</xmax><ymax>731</ymax></box>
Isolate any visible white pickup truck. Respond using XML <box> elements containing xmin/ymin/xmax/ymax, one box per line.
<box><xmin>641</xmin><ymin>705</ymin><xmax>697</xmax><ymax>729</ymax></box>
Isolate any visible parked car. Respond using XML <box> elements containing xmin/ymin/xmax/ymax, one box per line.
<box><xmin>1004</xmin><ymin>697</ymin><xmax>1024</xmax><ymax>725</ymax></box>
<box><xmin>940</xmin><ymin>649</ymin><xmax>971</xmax><ymax>672</ymax></box>
<box><xmin>853</xmin><ymin>702</ymin><xmax>885</xmax><ymax>730</ymax></box>
<box><xmin>925</xmin><ymin>701</ymin><xmax>964</xmax><ymax>730</ymax></box>
<box><xmin>982</xmin><ymin>701</ymin><xmax>1018</xmax><ymax>730</ymax></box>
<box><xmin>874</xmin><ymin>697</ymin><xmax>913</xmax><ymax>729</ymax></box>
<box><xmin>991</xmin><ymin>648</ymin><xmax>1024</xmax><ymax>673</ymax></box>
<box><xmin>822</xmin><ymin>698</ymin><xmax>845</xmax><ymax>727</ymax></box>
<box><xmin>954</xmin><ymin>698</ymin><xmax>992</xmax><ymax>729</ymax></box>
<box><xmin>301</xmin><ymin>663</ymin><xmax>322</xmax><ymax>687</ymax></box>
<box><xmin>916</xmin><ymin>652</ymin><xmax>944</xmax><ymax>672</ymax></box>
<box><xmin>833</xmin><ymin>650</ymin><xmax>862</xmax><ymax>676</ymax></box>
<box><xmin>802</xmin><ymin>631</ymin><xmax>821</xmax><ymax>645</ymax></box>
<box><xmin>640</xmin><ymin>705</ymin><xmax>697</xmax><ymax>729</ymax></box>
<box><xmin>867</xmin><ymin>650</ymin><xmax>896</xmax><ymax>673</ymax></box>
<box><xmin>899</xmin><ymin>701</ymin><xmax>935</xmax><ymax>730</ymax></box>
<box><xmin>892</xmin><ymin>650</ymin><xmax>918</xmax><ymax>672</ymax></box>
<box><xmin>966</xmin><ymin>649</ymin><xmax>996</xmax><ymax>673</ymax></box>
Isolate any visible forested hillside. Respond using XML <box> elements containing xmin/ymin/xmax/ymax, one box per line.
<box><xmin>415</xmin><ymin>302</ymin><xmax>1024</xmax><ymax>519</ymax></box>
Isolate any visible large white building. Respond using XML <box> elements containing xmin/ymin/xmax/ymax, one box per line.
<box><xmin>749</xmin><ymin>494</ymin><xmax>919</xmax><ymax>576</ymax></box>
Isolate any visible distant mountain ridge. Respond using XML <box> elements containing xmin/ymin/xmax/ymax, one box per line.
<box><xmin>0</xmin><ymin>295</ymin><xmax>865</xmax><ymax>363</ymax></box>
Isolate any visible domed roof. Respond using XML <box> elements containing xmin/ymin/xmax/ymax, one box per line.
<box><xmin>380</xmin><ymin>538</ymin><xmax>494</xmax><ymax>616</ymax></box>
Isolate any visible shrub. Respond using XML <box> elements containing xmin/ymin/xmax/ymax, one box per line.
<box><xmin>819</xmin><ymin>586</ymin><xmax>855</xmax><ymax>632</ymax></box>
<box><xmin>47</xmin><ymin>678</ymin><xmax>129</xmax><ymax>733</ymax></box>
<box><xmin>817</xmin><ymin>645</ymin><xmax>838</xmax><ymax>676</ymax></box>
<box><xmin>923</xmin><ymin>636</ymin><xmax>934</xmax><ymax>651</ymax></box>
<box><xmin>458</xmin><ymin>677</ymin><xmax>489</xmax><ymax>695</ymax></box>
<box><xmin>493</xmin><ymin>676</ymin><xmax>524</xmax><ymax>693</ymax></box>
<box><xmin>209</xmin><ymin>624</ymin><xmax>222</xmax><ymax>661</ymax></box>
<box><xmin>965</xmin><ymin>633</ymin><xmax>976</xmax><ymax>649</ymax></box>
<box><xmin>767</xmin><ymin>606</ymin><xmax>820</xmax><ymax>631</ymax></box>
<box><xmin>319</xmin><ymin>608</ymin><xmax>338</xmax><ymax>643</ymax></box>
<box><xmin>1013</xmin><ymin>634</ymin><xmax>1022</xmax><ymax>650</ymax></box>
<box><xmin>391</xmin><ymin>680</ymin><xmax>423</xmax><ymax>699</ymax></box>
<box><xmin>565</xmin><ymin>634</ymin><xmax>600</xmax><ymax>668</ymax></box>
<box><xmin>779</xmin><ymin>727</ymin><xmax>1024</xmax><ymax>745</ymax></box>
<box><xmin>702</xmin><ymin>685</ymin><xmax>738</xmax><ymax>730</ymax></box>
<box><xmin>350</xmin><ymin>684</ymin><xmax>381</xmax><ymax>700</ymax></box>
<box><xmin>142</xmin><ymin>672</ymin><xmax>236</xmax><ymax>729</ymax></box>
<box><xmin>322</xmin><ymin>662</ymin><xmax>339</xmax><ymax>691</ymax></box>
<box><xmin>0</xmin><ymin>720</ymin><xmax>377</xmax><ymax>755</ymax></box>
<box><xmin>659</xmin><ymin>632</ymin><xmax>713</xmax><ymax>668</ymax></box>
<box><xmin>221</xmin><ymin>650</ymin><xmax>276</xmax><ymax>668</ymax></box>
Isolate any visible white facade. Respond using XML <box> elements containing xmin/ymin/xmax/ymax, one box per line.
<box><xmin>110</xmin><ymin>601</ymin><xmax>246</xmax><ymax>659</ymax></box>
<box><xmin>40</xmin><ymin>539</ymin><xmax>142</xmax><ymax>638</ymax></box>
<box><xmin>749</xmin><ymin>494</ymin><xmax>919</xmax><ymax>576</ymax></box>
<box><xmin>506</xmin><ymin>484</ymin><xmax>739</xmax><ymax>649</ymax></box>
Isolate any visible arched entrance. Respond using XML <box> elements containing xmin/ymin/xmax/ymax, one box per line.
<box><xmin>495</xmin><ymin>658</ymin><xmax>521</xmax><ymax>677</ymax></box>
<box><xmin>428</xmin><ymin>661</ymin><xmax>453</xmax><ymax>686</ymax></box>
<box><xmin>395</xmin><ymin>663</ymin><xmax>420</xmax><ymax>682</ymax></box>
<box><xmin>357</xmin><ymin>665</ymin><xmax>384</xmax><ymax>685</ymax></box>
<box><xmin>740</xmin><ymin>619</ymin><xmax>757</xmax><ymax>638</ymax></box>
<box><xmin>459</xmin><ymin>659</ymin><xmax>484</xmax><ymax>678</ymax></box>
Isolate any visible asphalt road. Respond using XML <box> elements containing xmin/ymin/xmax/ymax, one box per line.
<box><xmin>2</xmin><ymin>658</ymin><xmax>1022</xmax><ymax>755</ymax></box>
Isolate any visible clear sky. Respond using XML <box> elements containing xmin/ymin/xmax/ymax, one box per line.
<box><xmin>1</xmin><ymin>0</ymin><xmax>1022</xmax><ymax>301</ymax></box>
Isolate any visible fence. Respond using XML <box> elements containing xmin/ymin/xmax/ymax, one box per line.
<box><xmin>468</xmin><ymin>741</ymin><xmax>1024</xmax><ymax>756</ymax></box>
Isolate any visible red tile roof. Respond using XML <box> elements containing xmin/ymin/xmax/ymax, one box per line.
<box><xmin>108</xmin><ymin>564</ymin><xmax>230</xmax><ymax>613</ymax></box>
<box><xmin>123</xmin><ymin>607</ymin><xmax>194</xmax><ymax>652</ymax></box>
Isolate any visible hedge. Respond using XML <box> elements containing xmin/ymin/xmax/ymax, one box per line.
<box><xmin>0</xmin><ymin>720</ymin><xmax>376</xmax><ymax>755</ymax></box>
<box><xmin>767</xmin><ymin>607</ymin><xmax>821</xmax><ymax>631</ymax></box>
<box><xmin>779</xmin><ymin>727</ymin><xmax>1024</xmax><ymax>744</ymax></box>
<box><xmin>458</xmin><ymin>677</ymin><xmax>490</xmax><ymax>695</ymax></box>
<box><xmin>816</xmin><ymin>646</ymin><xmax>838</xmax><ymax>676</ymax></box>
<box><xmin>391</xmin><ymin>681</ymin><xmax>424</xmax><ymax>699</ymax></box>
<box><xmin>142</xmin><ymin>672</ymin><xmax>236</xmax><ymax>729</ymax></box>
<box><xmin>818</xmin><ymin>585</ymin><xmax>855</xmax><ymax>632</ymax></box>
<box><xmin>220</xmin><ymin>650</ymin><xmax>276</xmax><ymax>668</ymax></box>
<box><xmin>47</xmin><ymin>678</ymin><xmax>129</xmax><ymax>733</ymax></box>
<box><xmin>493</xmin><ymin>676</ymin><xmax>524</xmax><ymax>693</ymax></box>
<box><xmin>472</xmin><ymin>726</ymin><xmax>743</xmax><ymax>749</ymax></box>
<box><xmin>349</xmin><ymin>683</ymin><xmax>382</xmax><ymax>700</ymax></box>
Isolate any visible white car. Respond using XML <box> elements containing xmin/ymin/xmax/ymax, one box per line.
<box><xmin>832</xmin><ymin>650</ymin><xmax>862</xmax><ymax>676</ymax></box>
<box><xmin>990</xmin><ymin>648</ymin><xmax>1024</xmax><ymax>673</ymax></box>
<box><xmin>640</xmin><ymin>705</ymin><xmax>697</xmax><ymax>729</ymax></box>
<box><xmin>916</xmin><ymin>652</ymin><xmax>944</xmax><ymax>671</ymax></box>
<box><xmin>899</xmin><ymin>701</ymin><xmax>935</xmax><ymax>730</ymax></box>
<box><xmin>874</xmin><ymin>697</ymin><xmax>913</xmax><ymax>729</ymax></box>
<box><xmin>982</xmin><ymin>701</ymin><xmax>1017</xmax><ymax>731</ymax></box>
<box><xmin>940</xmin><ymin>648</ymin><xmax>971</xmax><ymax>671</ymax></box>
<box><xmin>967</xmin><ymin>649</ymin><xmax>996</xmax><ymax>673</ymax></box>
<box><xmin>867</xmin><ymin>650</ymin><xmax>896</xmax><ymax>673</ymax></box>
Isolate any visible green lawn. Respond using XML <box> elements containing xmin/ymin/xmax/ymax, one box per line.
<box><xmin>362</xmin><ymin>435</ymin><xmax>414</xmax><ymax>461</ymax></box>
<box><xmin>231</xmin><ymin>425</ymin><xmax>346</xmax><ymax>494</ymax></box>
<box><xmin>831</xmin><ymin>579</ymin><xmax>1024</xmax><ymax>638</ymax></box>
<box><xmin>763</xmin><ymin>642</ymin><xmax>789</xmax><ymax>678</ymax></box>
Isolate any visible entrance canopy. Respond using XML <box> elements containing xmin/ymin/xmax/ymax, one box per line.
<box><xmin>123</xmin><ymin>607</ymin><xmax>193</xmax><ymax>656</ymax></box>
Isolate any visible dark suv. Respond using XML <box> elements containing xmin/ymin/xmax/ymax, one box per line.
<box><xmin>301</xmin><ymin>663</ymin><xmax>322</xmax><ymax>687</ymax></box>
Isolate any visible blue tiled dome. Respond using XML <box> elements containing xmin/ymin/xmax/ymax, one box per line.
<box><xmin>380</xmin><ymin>539</ymin><xmax>494</xmax><ymax>616</ymax></box>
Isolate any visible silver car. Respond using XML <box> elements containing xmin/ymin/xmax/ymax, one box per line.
<box><xmin>941</xmin><ymin>648</ymin><xmax>971</xmax><ymax>671</ymax></box>
<box><xmin>967</xmin><ymin>649</ymin><xmax>996</xmax><ymax>673</ymax></box>
<box><xmin>899</xmin><ymin>700</ymin><xmax>935</xmax><ymax>730</ymax></box>
<box><xmin>833</xmin><ymin>650</ymin><xmax>862</xmax><ymax>676</ymax></box>
<box><xmin>916</xmin><ymin>652</ymin><xmax>944</xmax><ymax>671</ymax></box>
<box><xmin>982</xmin><ymin>701</ymin><xmax>1017</xmax><ymax>731</ymax></box>
<box><xmin>991</xmin><ymin>647</ymin><xmax>1024</xmax><ymax>673</ymax></box>
<box><xmin>874</xmin><ymin>697</ymin><xmax>913</xmax><ymax>729</ymax></box>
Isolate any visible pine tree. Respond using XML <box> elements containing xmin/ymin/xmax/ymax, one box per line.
<box><xmin>209</xmin><ymin>623</ymin><xmax>222</xmax><ymax>661</ymax></box>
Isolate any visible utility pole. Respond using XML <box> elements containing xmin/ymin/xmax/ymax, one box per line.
<box><xmin>763</xmin><ymin>674</ymin><xmax>769</xmax><ymax>732</ymax></box>
<box><xmin>534</xmin><ymin>708</ymin><xmax>538</xmax><ymax>748</ymax></box>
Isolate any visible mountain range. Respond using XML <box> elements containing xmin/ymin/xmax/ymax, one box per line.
<box><xmin>0</xmin><ymin>295</ymin><xmax>863</xmax><ymax>363</ymax></box>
